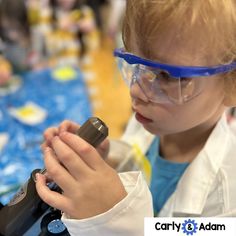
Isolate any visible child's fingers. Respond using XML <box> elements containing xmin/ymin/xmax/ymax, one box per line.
<box><xmin>35</xmin><ymin>173</ymin><xmax>70</xmax><ymax>213</ymax></box>
<box><xmin>43</xmin><ymin>171</ymin><xmax>53</xmax><ymax>182</ymax></box>
<box><xmin>58</xmin><ymin>120</ymin><xmax>80</xmax><ymax>133</ymax></box>
<box><xmin>51</xmin><ymin>136</ymin><xmax>93</xmax><ymax>179</ymax></box>
<box><xmin>43</xmin><ymin>127</ymin><xmax>59</xmax><ymax>142</ymax></box>
<box><xmin>59</xmin><ymin>132</ymin><xmax>106</xmax><ymax>170</ymax></box>
<box><xmin>43</xmin><ymin>147</ymin><xmax>77</xmax><ymax>193</ymax></box>
<box><xmin>97</xmin><ymin>139</ymin><xmax>110</xmax><ymax>160</ymax></box>
<box><xmin>40</xmin><ymin>142</ymin><xmax>47</xmax><ymax>151</ymax></box>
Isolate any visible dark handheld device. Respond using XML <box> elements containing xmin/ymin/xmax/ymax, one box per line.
<box><xmin>0</xmin><ymin>117</ymin><xmax>108</xmax><ymax>236</ymax></box>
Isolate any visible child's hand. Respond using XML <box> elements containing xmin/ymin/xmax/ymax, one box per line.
<box><xmin>41</xmin><ymin>120</ymin><xmax>110</xmax><ymax>159</ymax></box>
<box><xmin>36</xmin><ymin>131</ymin><xmax>127</xmax><ymax>219</ymax></box>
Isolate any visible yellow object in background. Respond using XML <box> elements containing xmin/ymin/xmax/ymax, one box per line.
<box><xmin>17</xmin><ymin>106</ymin><xmax>36</xmax><ymax>117</ymax></box>
<box><xmin>70</xmin><ymin>10</ymin><xmax>81</xmax><ymax>22</ymax></box>
<box><xmin>8</xmin><ymin>102</ymin><xmax>47</xmax><ymax>126</ymax></box>
<box><xmin>0</xmin><ymin>57</ymin><xmax>12</xmax><ymax>72</ymax></box>
<box><xmin>0</xmin><ymin>56</ymin><xmax>12</xmax><ymax>86</ymax></box>
<box><xmin>52</xmin><ymin>66</ymin><xmax>77</xmax><ymax>81</ymax></box>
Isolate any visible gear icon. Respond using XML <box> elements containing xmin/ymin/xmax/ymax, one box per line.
<box><xmin>181</xmin><ymin>219</ymin><xmax>198</xmax><ymax>235</ymax></box>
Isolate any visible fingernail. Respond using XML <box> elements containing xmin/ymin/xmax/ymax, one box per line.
<box><xmin>44</xmin><ymin>147</ymin><xmax>52</xmax><ymax>153</ymax></box>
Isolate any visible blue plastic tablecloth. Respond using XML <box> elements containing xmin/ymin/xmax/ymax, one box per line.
<box><xmin>0</xmin><ymin>68</ymin><xmax>92</xmax><ymax>204</ymax></box>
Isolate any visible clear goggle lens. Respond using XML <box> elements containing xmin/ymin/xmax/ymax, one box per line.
<box><xmin>116</xmin><ymin>57</ymin><xmax>205</xmax><ymax>104</ymax></box>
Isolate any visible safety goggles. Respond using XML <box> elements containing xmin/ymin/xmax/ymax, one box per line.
<box><xmin>114</xmin><ymin>48</ymin><xmax>236</xmax><ymax>104</ymax></box>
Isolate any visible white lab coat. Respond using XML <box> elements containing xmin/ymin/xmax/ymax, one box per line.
<box><xmin>62</xmin><ymin>114</ymin><xmax>236</xmax><ymax>235</ymax></box>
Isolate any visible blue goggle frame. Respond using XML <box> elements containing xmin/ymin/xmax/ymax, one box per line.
<box><xmin>114</xmin><ymin>48</ymin><xmax>236</xmax><ymax>78</ymax></box>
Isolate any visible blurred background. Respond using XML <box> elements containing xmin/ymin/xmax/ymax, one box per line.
<box><xmin>0</xmin><ymin>0</ymin><xmax>130</xmax><ymax>204</ymax></box>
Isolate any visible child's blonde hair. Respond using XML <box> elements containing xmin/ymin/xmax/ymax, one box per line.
<box><xmin>122</xmin><ymin>0</ymin><xmax>236</xmax><ymax>103</ymax></box>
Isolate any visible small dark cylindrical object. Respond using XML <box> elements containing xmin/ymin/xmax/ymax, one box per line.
<box><xmin>77</xmin><ymin>117</ymin><xmax>108</xmax><ymax>147</ymax></box>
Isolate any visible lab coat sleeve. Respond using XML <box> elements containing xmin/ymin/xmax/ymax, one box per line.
<box><xmin>61</xmin><ymin>171</ymin><xmax>153</xmax><ymax>236</ymax></box>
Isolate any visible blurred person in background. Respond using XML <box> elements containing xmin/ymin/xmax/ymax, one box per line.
<box><xmin>32</xmin><ymin>0</ymin><xmax>99</xmax><ymax>68</ymax></box>
<box><xmin>0</xmin><ymin>0</ymin><xmax>34</xmax><ymax>73</ymax></box>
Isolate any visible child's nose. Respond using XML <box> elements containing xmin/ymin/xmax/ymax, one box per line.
<box><xmin>130</xmin><ymin>80</ymin><xmax>149</xmax><ymax>103</ymax></box>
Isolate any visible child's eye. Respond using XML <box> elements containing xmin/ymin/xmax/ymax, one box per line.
<box><xmin>158</xmin><ymin>70</ymin><xmax>170</xmax><ymax>79</ymax></box>
<box><xmin>181</xmin><ymin>77</ymin><xmax>191</xmax><ymax>81</ymax></box>
<box><xmin>181</xmin><ymin>77</ymin><xmax>193</xmax><ymax>86</ymax></box>
<box><xmin>157</xmin><ymin>70</ymin><xmax>177</xmax><ymax>83</ymax></box>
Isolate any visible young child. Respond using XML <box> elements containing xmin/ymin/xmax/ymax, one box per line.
<box><xmin>36</xmin><ymin>0</ymin><xmax>236</xmax><ymax>235</ymax></box>
<box><xmin>33</xmin><ymin>0</ymin><xmax>98</xmax><ymax>68</ymax></box>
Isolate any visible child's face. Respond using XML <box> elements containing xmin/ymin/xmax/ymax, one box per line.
<box><xmin>129</xmin><ymin>33</ymin><xmax>226</xmax><ymax>136</ymax></box>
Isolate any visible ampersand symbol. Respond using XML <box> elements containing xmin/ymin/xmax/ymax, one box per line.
<box><xmin>188</xmin><ymin>224</ymin><xmax>193</xmax><ymax>231</ymax></box>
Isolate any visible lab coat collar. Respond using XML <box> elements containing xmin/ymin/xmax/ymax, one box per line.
<box><xmin>172</xmin><ymin>114</ymin><xmax>229</xmax><ymax>215</ymax></box>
